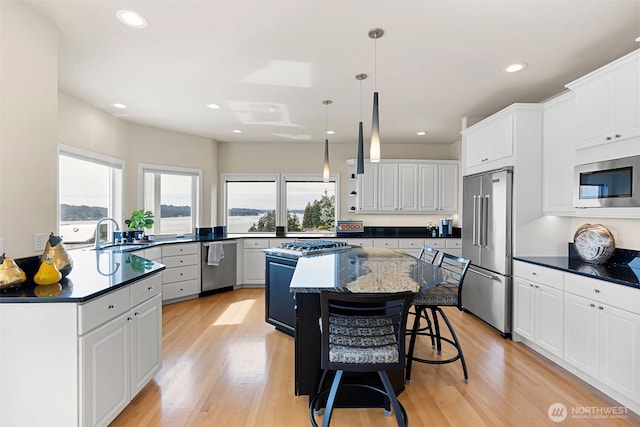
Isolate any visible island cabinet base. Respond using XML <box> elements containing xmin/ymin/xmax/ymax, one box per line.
<box><xmin>265</xmin><ymin>254</ymin><xmax>297</xmax><ymax>336</ymax></box>
<box><xmin>294</xmin><ymin>293</ymin><xmax>405</xmax><ymax>407</ymax></box>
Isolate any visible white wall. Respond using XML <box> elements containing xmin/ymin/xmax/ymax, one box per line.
<box><xmin>0</xmin><ymin>2</ymin><xmax>58</xmax><ymax>257</ymax></box>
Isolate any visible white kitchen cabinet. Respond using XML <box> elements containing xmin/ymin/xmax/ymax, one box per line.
<box><xmin>566</xmin><ymin>49</ymin><xmax>639</xmax><ymax>154</ymax></box>
<box><xmin>513</xmin><ymin>262</ymin><xmax>564</xmax><ymax>358</ymax></box>
<box><xmin>242</xmin><ymin>239</ymin><xmax>269</xmax><ymax>286</ymax></box>
<box><xmin>378</xmin><ymin>163</ymin><xmax>400</xmax><ymax>211</ymax></box>
<box><xmin>80</xmin><ymin>275</ymin><xmax>162</xmax><ymax>427</ymax></box>
<box><xmin>564</xmin><ymin>274</ymin><xmax>640</xmax><ymax>404</ymax></box>
<box><xmin>542</xmin><ymin>92</ymin><xmax>576</xmax><ymax>215</ymax></box>
<box><xmin>347</xmin><ymin>159</ymin><xmax>459</xmax><ymax>214</ymax></box>
<box><xmin>462</xmin><ymin>104</ymin><xmax>543</xmax><ymax>177</ymax></box>
<box><xmin>463</xmin><ymin>111</ymin><xmax>513</xmax><ymax>172</ymax></box>
<box><xmin>161</xmin><ymin>242</ymin><xmax>200</xmax><ymax>303</ymax></box>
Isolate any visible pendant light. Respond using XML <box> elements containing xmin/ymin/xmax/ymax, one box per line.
<box><xmin>369</xmin><ymin>28</ymin><xmax>384</xmax><ymax>163</ymax></box>
<box><xmin>322</xmin><ymin>100</ymin><xmax>332</xmax><ymax>183</ymax></box>
<box><xmin>355</xmin><ymin>73</ymin><xmax>367</xmax><ymax>174</ymax></box>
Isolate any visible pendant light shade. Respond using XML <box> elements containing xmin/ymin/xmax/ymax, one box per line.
<box><xmin>322</xmin><ymin>99</ymin><xmax>332</xmax><ymax>183</ymax></box>
<box><xmin>323</xmin><ymin>138</ymin><xmax>330</xmax><ymax>182</ymax></box>
<box><xmin>368</xmin><ymin>28</ymin><xmax>384</xmax><ymax>163</ymax></box>
<box><xmin>355</xmin><ymin>73</ymin><xmax>367</xmax><ymax>174</ymax></box>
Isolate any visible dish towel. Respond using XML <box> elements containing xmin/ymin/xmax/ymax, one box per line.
<box><xmin>207</xmin><ymin>242</ymin><xmax>225</xmax><ymax>266</ymax></box>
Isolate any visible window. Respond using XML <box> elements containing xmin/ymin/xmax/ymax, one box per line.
<box><xmin>58</xmin><ymin>145</ymin><xmax>123</xmax><ymax>247</ymax></box>
<box><xmin>222</xmin><ymin>173</ymin><xmax>338</xmax><ymax>234</ymax></box>
<box><xmin>140</xmin><ymin>164</ymin><xmax>202</xmax><ymax>236</ymax></box>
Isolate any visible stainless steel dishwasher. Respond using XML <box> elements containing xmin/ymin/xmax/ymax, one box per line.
<box><xmin>201</xmin><ymin>240</ymin><xmax>237</xmax><ymax>294</ymax></box>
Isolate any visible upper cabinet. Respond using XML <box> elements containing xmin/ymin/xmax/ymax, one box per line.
<box><xmin>566</xmin><ymin>49</ymin><xmax>639</xmax><ymax>162</ymax></box>
<box><xmin>462</xmin><ymin>103</ymin><xmax>543</xmax><ymax>176</ymax></box>
<box><xmin>346</xmin><ymin>159</ymin><xmax>459</xmax><ymax>214</ymax></box>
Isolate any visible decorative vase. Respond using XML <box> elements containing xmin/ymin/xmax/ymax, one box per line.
<box><xmin>573</xmin><ymin>224</ymin><xmax>615</xmax><ymax>265</ymax></box>
<box><xmin>41</xmin><ymin>233</ymin><xmax>73</xmax><ymax>277</ymax></box>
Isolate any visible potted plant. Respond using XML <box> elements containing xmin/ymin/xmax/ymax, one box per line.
<box><xmin>124</xmin><ymin>210</ymin><xmax>154</xmax><ymax>241</ymax></box>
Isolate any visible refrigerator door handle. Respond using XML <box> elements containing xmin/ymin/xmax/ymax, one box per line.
<box><xmin>469</xmin><ymin>266</ymin><xmax>498</xmax><ymax>280</ymax></box>
<box><xmin>472</xmin><ymin>195</ymin><xmax>478</xmax><ymax>246</ymax></box>
<box><xmin>481</xmin><ymin>195</ymin><xmax>489</xmax><ymax>247</ymax></box>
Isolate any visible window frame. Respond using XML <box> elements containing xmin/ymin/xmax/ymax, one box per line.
<box><xmin>221</xmin><ymin>172</ymin><xmax>339</xmax><ymax>235</ymax></box>
<box><xmin>138</xmin><ymin>163</ymin><xmax>203</xmax><ymax>236</ymax></box>
<box><xmin>57</xmin><ymin>144</ymin><xmax>125</xmax><ymax>246</ymax></box>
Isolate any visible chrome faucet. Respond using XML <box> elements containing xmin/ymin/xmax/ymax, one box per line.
<box><xmin>94</xmin><ymin>217</ymin><xmax>120</xmax><ymax>250</ymax></box>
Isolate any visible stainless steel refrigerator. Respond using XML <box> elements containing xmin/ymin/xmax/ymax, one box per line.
<box><xmin>461</xmin><ymin>167</ymin><xmax>513</xmax><ymax>336</ymax></box>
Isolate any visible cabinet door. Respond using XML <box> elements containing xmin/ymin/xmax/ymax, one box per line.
<box><xmin>513</xmin><ymin>277</ymin><xmax>535</xmax><ymax>341</ymax></box>
<box><xmin>243</xmin><ymin>249</ymin><xmax>266</xmax><ymax>285</ymax></box>
<box><xmin>575</xmin><ymin>74</ymin><xmax>615</xmax><ymax>150</ymax></box>
<box><xmin>358</xmin><ymin>162</ymin><xmax>378</xmax><ymax>212</ymax></box>
<box><xmin>535</xmin><ymin>283</ymin><xmax>564</xmax><ymax>357</ymax></box>
<box><xmin>598</xmin><ymin>304</ymin><xmax>640</xmax><ymax>401</ymax></box>
<box><xmin>487</xmin><ymin>113</ymin><xmax>514</xmax><ymax>162</ymax></box>
<box><xmin>398</xmin><ymin>164</ymin><xmax>418</xmax><ymax>211</ymax></box>
<box><xmin>378</xmin><ymin>163</ymin><xmax>398</xmax><ymax>211</ymax></box>
<box><xmin>80</xmin><ymin>313</ymin><xmax>130</xmax><ymax>427</ymax></box>
<box><xmin>542</xmin><ymin>94</ymin><xmax>576</xmax><ymax>214</ymax></box>
<box><xmin>464</xmin><ymin>125</ymin><xmax>489</xmax><ymax>168</ymax></box>
<box><xmin>418</xmin><ymin>164</ymin><xmax>438</xmax><ymax>211</ymax></box>
<box><xmin>615</xmin><ymin>58</ymin><xmax>640</xmax><ymax>142</ymax></box>
<box><xmin>563</xmin><ymin>293</ymin><xmax>599</xmax><ymax>375</ymax></box>
<box><xmin>438</xmin><ymin>163</ymin><xmax>459</xmax><ymax>212</ymax></box>
<box><xmin>131</xmin><ymin>295</ymin><xmax>162</xmax><ymax>397</ymax></box>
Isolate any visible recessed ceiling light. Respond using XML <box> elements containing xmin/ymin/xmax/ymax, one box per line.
<box><xmin>416</xmin><ymin>131</ymin><xmax>427</xmax><ymax>136</ymax></box>
<box><xmin>112</xmin><ymin>103</ymin><xmax>127</xmax><ymax>109</ymax></box>
<box><xmin>116</xmin><ymin>10</ymin><xmax>148</xmax><ymax>29</ymax></box>
<box><xmin>233</xmin><ymin>129</ymin><xmax>243</xmax><ymax>134</ymax></box>
<box><xmin>505</xmin><ymin>63</ymin><xmax>527</xmax><ymax>73</ymax></box>
<box><xmin>207</xmin><ymin>103</ymin><xmax>221</xmax><ymax>110</ymax></box>
<box><xmin>326</xmin><ymin>130</ymin><xmax>335</xmax><ymax>135</ymax></box>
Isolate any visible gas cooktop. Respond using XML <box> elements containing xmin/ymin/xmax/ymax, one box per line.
<box><xmin>272</xmin><ymin>240</ymin><xmax>350</xmax><ymax>256</ymax></box>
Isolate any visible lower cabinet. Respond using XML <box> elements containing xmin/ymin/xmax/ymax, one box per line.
<box><xmin>243</xmin><ymin>239</ymin><xmax>269</xmax><ymax>286</ymax></box>
<box><xmin>265</xmin><ymin>254</ymin><xmax>297</xmax><ymax>335</ymax></box>
<box><xmin>161</xmin><ymin>242</ymin><xmax>200</xmax><ymax>302</ymax></box>
<box><xmin>80</xmin><ymin>277</ymin><xmax>163</xmax><ymax>427</ymax></box>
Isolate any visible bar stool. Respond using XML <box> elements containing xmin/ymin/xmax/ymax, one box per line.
<box><xmin>405</xmin><ymin>253</ymin><xmax>471</xmax><ymax>384</ymax></box>
<box><xmin>309</xmin><ymin>291</ymin><xmax>412</xmax><ymax>427</ymax></box>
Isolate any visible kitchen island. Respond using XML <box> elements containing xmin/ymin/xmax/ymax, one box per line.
<box><xmin>286</xmin><ymin>246</ymin><xmax>446</xmax><ymax>407</ymax></box>
<box><xmin>0</xmin><ymin>250</ymin><xmax>165</xmax><ymax>427</ymax></box>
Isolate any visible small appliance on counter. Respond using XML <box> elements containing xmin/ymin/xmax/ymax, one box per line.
<box><xmin>439</xmin><ymin>218</ymin><xmax>453</xmax><ymax>237</ymax></box>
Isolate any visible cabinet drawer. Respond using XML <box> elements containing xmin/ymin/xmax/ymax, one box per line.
<box><xmin>374</xmin><ymin>239</ymin><xmax>399</xmax><ymax>249</ymax></box>
<box><xmin>243</xmin><ymin>239</ymin><xmax>269</xmax><ymax>249</ymax></box>
<box><xmin>514</xmin><ymin>261</ymin><xmax>564</xmax><ymax>291</ymax></box>
<box><xmin>163</xmin><ymin>265</ymin><xmax>200</xmax><ymax>284</ymax></box>
<box><xmin>79</xmin><ymin>287</ymin><xmax>131</xmax><ymax>335</ymax></box>
<box><xmin>445</xmin><ymin>239</ymin><xmax>462</xmax><ymax>249</ymax></box>
<box><xmin>163</xmin><ymin>279</ymin><xmax>200</xmax><ymax>300</ymax></box>
<box><xmin>143</xmin><ymin>246</ymin><xmax>162</xmax><ymax>261</ymax></box>
<box><xmin>564</xmin><ymin>273</ymin><xmax>640</xmax><ymax>313</ymax></box>
<box><xmin>130</xmin><ymin>273</ymin><xmax>162</xmax><ymax>307</ymax></box>
<box><xmin>347</xmin><ymin>238</ymin><xmax>374</xmax><ymax>247</ymax></box>
<box><xmin>161</xmin><ymin>243</ymin><xmax>199</xmax><ymax>257</ymax></box>
<box><xmin>398</xmin><ymin>239</ymin><xmax>424</xmax><ymax>249</ymax></box>
<box><xmin>424</xmin><ymin>238</ymin><xmax>446</xmax><ymax>249</ymax></box>
<box><xmin>161</xmin><ymin>253</ymin><xmax>199</xmax><ymax>268</ymax></box>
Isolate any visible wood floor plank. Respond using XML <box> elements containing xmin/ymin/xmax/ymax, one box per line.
<box><xmin>111</xmin><ymin>289</ymin><xmax>640</xmax><ymax>426</ymax></box>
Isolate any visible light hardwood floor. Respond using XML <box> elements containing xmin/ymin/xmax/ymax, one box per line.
<box><xmin>112</xmin><ymin>289</ymin><xmax>640</xmax><ymax>426</ymax></box>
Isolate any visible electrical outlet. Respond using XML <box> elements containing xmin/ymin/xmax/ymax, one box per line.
<box><xmin>34</xmin><ymin>233</ymin><xmax>46</xmax><ymax>252</ymax></box>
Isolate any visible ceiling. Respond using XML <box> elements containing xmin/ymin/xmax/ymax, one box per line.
<box><xmin>24</xmin><ymin>0</ymin><xmax>640</xmax><ymax>147</ymax></box>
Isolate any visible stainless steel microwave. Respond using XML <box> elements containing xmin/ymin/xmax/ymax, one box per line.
<box><xmin>574</xmin><ymin>155</ymin><xmax>640</xmax><ymax>208</ymax></box>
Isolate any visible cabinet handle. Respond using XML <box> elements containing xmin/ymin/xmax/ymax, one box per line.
<box><xmin>590</xmin><ymin>303</ymin><xmax>595</xmax><ymax>308</ymax></box>
<box><xmin>127</xmin><ymin>317</ymin><xmax>133</xmax><ymax>321</ymax></box>
<box><xmin>108</xmin><ymin>304</ymin><xmax>115</xmax><ymax>310</ymax></box>
<box><xmin>134</xmin><ymin>312</ymin><xmax>140</xmax><ymax>317</ymax></box>
<box><xmin>531</xmin><ymin>272</ymin><xmax>537</xmax><ymax>276</ymax></box>
<box><xmin>598</xmin><ymin>306</ymin><xmax>604</xmax><ymax>311</ymax></box>
<box><xmin>606</xmin><ymin>136</ymin><xmax>612</xmax><ymax>141</ymax></box>
<box><xmin>529</xmin><ymin>284</ymin><xmax>534</xmax><ymax>287</ymax></box>
<box><xmin>594</xmin><ymin>289</ymin><xmax>600</xmax><ymax>293</ymax></box>
<box><xmin>148</xmin><ymin>286</ymin><xmax>153</xmax><ymax>291</ymax></box>
<box><xmin>615</xmin><ymin>134</ymin><xmax>621</xmax><ymax>138</ymax></box>
<box><xmin>534</xmin><ymin>285</ymin><xmax>539</xmax><ymax>289</ymax></box>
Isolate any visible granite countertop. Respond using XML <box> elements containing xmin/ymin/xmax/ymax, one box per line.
<box><xmin>0</xmin><ymin>249</ymin><xmax>165</xmax><ymax>303</ymax></box>
<box><xmin>514</xmin><ymin>255</ymin><xmax>640</xmax><ymax>289</ymax></box>
<box><xmin>289</xmin><ymin>246</ymin><xmax>447</xmax><ymax>294</ymax></box>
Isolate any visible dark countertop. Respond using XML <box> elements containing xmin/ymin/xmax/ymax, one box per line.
<box><xmin>0</xmin><ymin>249</ymin><xmax>166</xmax><ymax>303</ymax></box>
<box><xmin>288</xmin><ymin>246</ymin><xmax>446</xmax><ymax>294</ymax></box>
<box><xmin>514</xmin><ymin>255</ymin><xmax>640</xmax><ymax>289</ymax></box>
